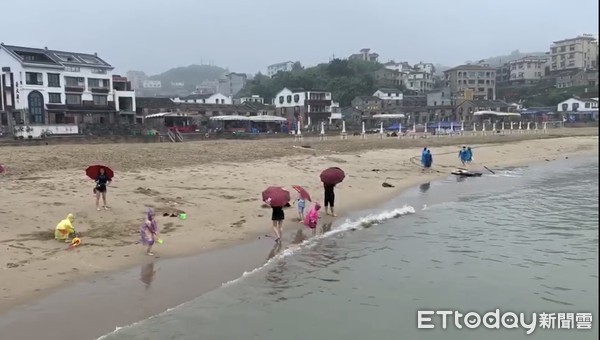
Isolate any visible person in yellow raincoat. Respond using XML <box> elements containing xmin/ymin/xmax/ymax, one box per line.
<box><xmin>55</xmin><ymin>213</ymin><xmax>76</xmax><ymax>242</ymax></box>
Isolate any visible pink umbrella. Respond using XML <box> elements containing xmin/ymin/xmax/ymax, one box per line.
<box><xmin>262</xmin><ymin>186</ymin><xmax>291</xmax><ymax>207</ymax></box>
<box><xmin>320</xmin><ymin>167</ymin><xmax>345</xmax><ymax>185</ymax></box>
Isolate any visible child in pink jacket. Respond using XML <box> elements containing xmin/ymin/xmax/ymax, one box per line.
<box><xmin>303</xmin><ymin>203</ymin><xmax>321</xmax><ymax>236</ymax></box>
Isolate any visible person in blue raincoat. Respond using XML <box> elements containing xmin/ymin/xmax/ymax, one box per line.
<box><xmin>423</xmin><ymin>150</ymin><xmax>433</xmax><ymax>171</ymax></box>
<box><xmin>466</xmin><ymin>147</ymin><xmax>474</xmax><ymax>164</ymax></box>
<box><xmin>421</xmin><ymin>147</ymin><xmax>428</xmax><ymax>168</ymax></box>
<box><xmin>458</xmin><ymin>146</ymin><xmax>469</xmax><ymax>166</ymax></box>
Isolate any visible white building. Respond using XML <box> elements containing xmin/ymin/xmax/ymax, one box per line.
<box><xmin>557</xmin><ymin>97</ymin><xmax>598</xmax><ymax>112</ymax></box>
<box><xmin>273</xmin><ymin>87</ymin><xmax>333</xmax><ymax>126</ymax></box>
<box><xmin>171</xmin><ymin>93</ymin><xmax>232</xmax><ymax>105</ymax></box>
<box><xmin>508</xmin><ymin>56</ymin><xmax>547</xmax><ymax>83</ymax></box>
<box><xmin>0</xmin><ymin>43</ymin><xmax>135</xmax><ymax>127</ymax></box>
<box><xmin>373</xmin><ymin>88</ymin><xmax>403</xmax><ymax>102</ymax></box>
<box><xmin>239</xmin><ymin>95</ymin><xmax>264</xmax><ymax>104</ymax></box>
<box><xmin>267</xmin><ymin>61</ymin><xmax>295</xmax><ymax>77</ymax></box>
<box><xmin>142</xmin><ymin>80</ymin><xmax>162</xmax><ymax>88</ymax></box>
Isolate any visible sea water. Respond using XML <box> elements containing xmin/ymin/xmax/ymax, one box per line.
<box><xmin>100</xmin><ymin>157</ymin><xmax>598</xmax><ymax>340</ymax></box>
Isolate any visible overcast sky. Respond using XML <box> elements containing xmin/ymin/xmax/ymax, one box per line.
<box><xmin>1</xmin><ymin>0</ymin><xmax>598</xmax><ymax>75</ymax></box>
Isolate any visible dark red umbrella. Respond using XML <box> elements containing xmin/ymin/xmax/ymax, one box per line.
<box><xmin>0</xmin><ymin>164</ymin><xmax>5</xmax><ymax>174</ymax></box>
<box><xmin>292</xmin><ymin>185</ymin><xmax>312</xmax><ymax>201</ymax></box>
<box><xmin>262</xmin><ymin>186</ymin><xmax>290</xmax><ymax>207</ymax></box>
<box><xmin>320</xmin><ymin>167</ymin><xmax>345</xmax><ymax>185</ymax></box>
<box><xmin>86</xmin><ymin>165</ymin><xmax>114</xmax><ymax>180</ymax></box>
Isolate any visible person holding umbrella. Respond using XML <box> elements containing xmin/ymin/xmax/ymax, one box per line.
<box><xmin>86</xmin><ymin>165</ymin><xmax>113</xmax><ymax>211</ymax></box>
<box><xmin>320</xmin><ymin>167</ymin><xmax>345</xmax><ymax>217</ymax></box>
<box><xmin>262</xmin><ymin>186</ymin><xmax>291</xmax><ymax>243</ymax></box>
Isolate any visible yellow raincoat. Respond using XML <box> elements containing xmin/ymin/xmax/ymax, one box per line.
<box><xmin>55</xmin><ymin>213</ymin><xmax>75</xmax><ymax>240</ymax></box>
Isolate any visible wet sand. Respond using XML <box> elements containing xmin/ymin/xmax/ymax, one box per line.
<box><xmin>0</xmin><ymin>128</ymin><xmax>598</xmax><ymax>339</ymax></box>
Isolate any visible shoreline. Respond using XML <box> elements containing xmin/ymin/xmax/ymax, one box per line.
<box><xmin>0</xmin><ymin>131</ymin><xmax>597</xmax><ymax>333</ymax></box>
<box><xmin>1</xmin><ymin>152</ymin><xmax>597</xmax><ymax>340</ymax></box>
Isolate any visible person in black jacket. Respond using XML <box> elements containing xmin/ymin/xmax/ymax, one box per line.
<box><xmin>94</xmin><ymin>167</ymin><xmax>111</xmax><ymax>211</ymax></box>
<box><xmin>324</xmin><ymin>183</ymin><xmax>337</xmax><ymax>217</ymax></box>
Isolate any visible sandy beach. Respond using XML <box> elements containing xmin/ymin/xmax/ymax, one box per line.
<box><xmin>0</xmin><ymin>128</ymin><xmax>598</xmax><ymax>317</ymax></box>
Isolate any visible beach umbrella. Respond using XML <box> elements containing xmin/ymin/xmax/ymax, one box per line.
<box><xmin>262</xmin><ymin>186</ymin><xmax>290</xmax><ymax>207</ymax></box>
<box><xmin>292</xmin><ymin>185</ymin><xmax>312</xmax><ymax>201</ymax></box>
<box><xmin>320</xmin><ymin>167</ymin><xmax>345</xmax><ymax>185</ymax></box>
<box><xmin>0</xmin><ymin>164</ymin><xmax>5</xmax><ymax>174</ymax></box>
<box><xmin>86</xmin><ymin>164</ymin><xmax>114</xmax><ymax>180</ymax></box>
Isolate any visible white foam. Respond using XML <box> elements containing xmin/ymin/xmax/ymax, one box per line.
<box><xmin>96</xmin><ymin>205</ymin><xmax>415</xmax><ymax>339</ymax></box>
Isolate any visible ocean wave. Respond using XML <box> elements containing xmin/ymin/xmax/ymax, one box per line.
<box><xmin>96</xmin><ymin>205</ymin><xmax>415</xmax><ymax>340</ymax></box>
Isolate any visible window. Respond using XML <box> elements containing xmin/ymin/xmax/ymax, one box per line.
<box><xmin>293</xmin><ymin>94</ymin><xmax>300</xmax><ymax>102</ymax></box>
<box><xmin>278</xmin><ymin>96</ymin><xmax>284</xmax><ymax>104</ymax></box>
<box><xmin>562</xmin><ymin>103</ymin><xmax>568</xmax><ymax>111</ymax></box>
<box><xmin>569</xmin><ymin>45</ymin><xmax>575</xmax><ymax>51</ymax></box>
<box><xmin>527</xmin><ymin>63</ymin><xmax>531</xmax><ymax>68</ymax></box>
<box><xmin>48</xmin><ymin>73</ymin><xmax>60</xmax><ymax>87</ymax></box>
<box><xmin>49</xmin><ymin>93</ymin><xmax>61</xmax><ymax>103</ymax></box>
<box><xmin>572</xmin><ymin>103</ymin><xmax>579</xmax><ymax>111</ymax></box>
<box><xmin>25</xmin><ymin>72</ymin><xmax>43</xmax><ymax>85</ymax></box>
<box><xmin>91</xmin><ymin>68</ymin><xmax>107</xmax><ymax>74</ymax></box>
<box><xmin>569</xmin><ymin>53</ymin><xmax>575</xmax><ymax>59</ymax></box>
<box><xmin>585</xmin><ymin>102</ymin><xmax>591</xmax><ymax>108</ymax></box>
<box><xmin>286</xmin><ymin>95</ymin><xmax>292</xmax><ymax>103</ymax></box>
<box><xmin>65</xmin><ymin>76</ymin><xmax>85</xmax><ymax>87</ymax></box>
<box><xmin>560</xmin><ymin>46</ymin><xmax>566</xmax><ymax>52</ymax></box>
<box><xmin>65</xmin><ymin>66</ymin><xmax>80</xmax><ymax>72</ymax></box>
<box><xmin>65</xmin><ymin>94</ymin><xmax>82</xmax><ymax>105</ymax></box>
<box><xmin>88</xmin><ymin>78</ymin><xmax>108</xmax><ymax>88</ymax></box>
<box><xmin>93</xmin><ymin>95</ymin><xmax>108</xmax><ymax>106</ymax></box>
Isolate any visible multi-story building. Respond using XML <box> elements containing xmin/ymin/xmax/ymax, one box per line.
<box><xmin>555</xmin><ymin>69</ymin><xmax>599</xmax><ymax>88</ymax></box>
<box><xmin>444</xmin><ymin>64</ymin><xmax>497</xmax><ymax>100</ymax></box>
<box><xmin>349</xmin><ymin>48</ymin><xmax>379</xmax><ymax>62</ymax></box>
<box><xmin>0</xmin><ymin>43</ymin><xmax>135</xmax><ymax>127</ymax></box>
<box><xmin>373</xmin><ymin>88</ymin><xmax>403</xmax><ymax>104</ymax></box>
<box><xmin>496</xmin><ymin>64</ymin><xmax>511</xmax><ymax>84</ymax></box>
<box><xmin>507</xmin><ymin>56</ymin><xmax>547</xmax><ymax>84</ymax></box>
<box><xmin>273</xmin><ymin>88</ymin><xmax>332</xmax><ymax>126</ymax></box>
<box><xmin>406</xmin><ymin>70</ymin><xmax>434</xmax><ymax>93</ymax></box>
<box><xmin>351</xmin><ymin>96</ymin><xmax>382</xmax><ymax>115</ymax></box>
<box><xmin>126</xmin><ymin>70</ymin><xmax>148</xmax><ymax>90</ymax></box>
<box><xmin>549</xmin><ymin>34</ymin><xmax>598</xmax><ymax>73</ymax></box>
<box><xmin>196</xmin><ymin>80</ymin><xmax>218</xmax><ymax>94</ymax></box>
<box><xmin>217</xmin><ymin>72</ymin><xmax>247</xmax><ymax>97</ymax></box>
<box><xmin>373</xmin><ymin>68</ymin><xmax>401</xmax><ymax>87</ymax></box>
<box><xmin>383</xmin><ymin>60</ymin><xmax>412</xmax><ymax>74</ymax></box>
<box><xmin>426</xmin><ymin>88</ymin><xmax>453</xmax><ymax>106</ymax></box>
<box><xmin>267</xmin><ymin>61</ymin><xmax>295</xmax><ymax>77</ymax></box>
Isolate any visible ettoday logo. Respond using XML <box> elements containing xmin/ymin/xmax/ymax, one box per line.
<box><xmin>417</xmin><ymin>310</ymin><xmax>593</xmax><ymax>334</ymax></box>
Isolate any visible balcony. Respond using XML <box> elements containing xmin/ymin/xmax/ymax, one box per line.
<box><xmin>64</xmin><ymin>85</ymin><xmax>84</xmax><ymax>93</ymax></box>
<box><xmin>90</xmin><ymin>87</ymin><xmax>110</xmax><ymax>94</ymax></box>
<box><xmin>306</xmin><ymin>99</ymin><xmax>332</xmax><ymax>106</ymax></box>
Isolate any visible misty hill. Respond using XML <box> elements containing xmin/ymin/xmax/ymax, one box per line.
<box><xmin>149</xmin><ymin>64</ymin><xmax>228</xmax><ymax>91</ymax></box>
<box><xmin>472</xmin><ymin>50</ymin><xmax>547</xmax><ymax>67</ymax></box>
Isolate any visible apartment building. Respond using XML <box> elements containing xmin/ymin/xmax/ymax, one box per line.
<box><xmin>267</xmin><ymin>61</ymin><xmax>295</xmax><ymax>77</ymax></box>
<box><xmin>507</xmin><ymin>56</ymin><xmax>547</xmax><ymax>84</ymax></box>
<box><xmin>443</xmin><ymin>64</ymin><xmax>496</xmax><ymax>100</ymax></box>
<box><xmin>273</xmin><ymin>87</ymin><xmax>333</xmax><ymax>125</ymax></box>
<box><xmin>549</xmin><ymin>34</ymin><xmax>598</xmax><ymax>73</ymax></box>
<box><xmin>0</xmin><ymin>43</ymin><xmax>135</xmax><ymax>127</ymax></box>
<box><xmin>217</xmin><ymin>72</ymin><xmax>247</xmax><ymax>97</ymax></box>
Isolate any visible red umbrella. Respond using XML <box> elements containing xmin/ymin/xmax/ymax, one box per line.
<box><xmin>320</xmin><ymin>167</ymin><xmax>345</xmax><ymax>185</ymax></box>
<box><xmin>292</xmin><ymin>185</ymin><xmax>312</xmax><ymax>201</ymax></box>
<box><xmin>262</xmin><ymin>186</ymin><xmax>291</xmax><ymax>207</ymax></box>
<box><xmin>86</xmin><ymin>165</ymin><xmax>114</xmax><ymax>180</ymax></box>
<box><xmin>0</xmin><ymin>164</ymin><xmax>5</xmax><ymax>174</ymax></box>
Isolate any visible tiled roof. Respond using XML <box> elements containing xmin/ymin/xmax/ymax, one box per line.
<box><xmin>0</xmin><ymin>43</ymin><xmax>112</xmax><ymax>68</ymax></box>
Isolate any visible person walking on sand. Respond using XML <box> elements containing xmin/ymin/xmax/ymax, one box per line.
<box><xmin>423</xmin><ymin>150</ymin><xmax>433</xmax><ymax>171</ymax></box>
<box><xmin>266</xmin><ymin>198</ymin><xmax>284</xmax><ymax>243</ymax></box>
<box><xmin>141</xmin><ymin>208</ymin><xmax>160</xmax><ymax>256</ymax></box>
<box><xmin>294</xmin><ymin>193</ymin><xmax>306</xmax><ymax>223</ymax></box>
<box><xmin>323</xmin><ymin>183</ymin><xmax>337</xmax><ymax>217</ymax></box>
<box><xmin>458</xmin><ymin>146</ymin><xmax>469</xmax><ymax>167</ymax></box>
<box><xmin>304</xmin><ymin>203</ymin><xmax>321</xmax><ymax>237</ymax></box>
<box><xmin>466</xmin><ymin>147</ymin><xmax>474</xmax><ymax>164</ymax></box>
<box><xmin>94</xmin><ymin>167</ymin><xmax>111</xmax><ymax>211</ymax></box>
<box><xmin>420</xmin><ymin>147</ymin><xmax>428</xmax><ymax>169</ymax></box>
